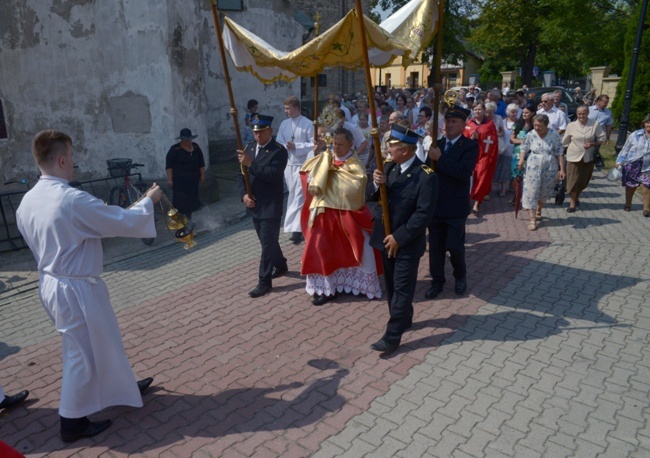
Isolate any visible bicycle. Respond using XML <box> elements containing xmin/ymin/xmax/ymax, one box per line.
<box><xmin>107</xmin><ymin>158</ymin><xmax>155</xmax><ymax>246</ymax></box>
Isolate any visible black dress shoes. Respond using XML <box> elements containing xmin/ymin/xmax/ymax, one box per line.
<box><xmin>312</xmin><ymin>293</ymin><xmax>336</xmax><ymax>306</ymax></box>
<box><xmin>271</xmin><ymin>265</ymin><xmax>289</xmax><ymax>279</ymax></box>
<box><xmin>137</xmin><ymin>377</ymin><xmax>154</xmax><ymax>394</ymax></box>
<box><xmin>455</xmin><ymin>277</ymin><xmax>467</xmax><ymax>295</ymax></box>
<box><xmin>425</xmin><ymin>283</ymin><xmax>444</xmax><ymax>299</ymax></box>
<box><xmin>0</xmin><ymin>390</ymin><xmax>29</xmax><ymax>408</ymax></box>
<box><xmin>289</xmin><ymin>232</ymin><xmax>304</xmax><ymax>244</ymax></box>
<box><xmin>249</xmin><ymin>284</ymin><xmax>272</xmax><ymax>298</ymax></box>
<box><xmin>370</xmin><ymin>339</ymin><xmax>399</xmax><ymax>353</ymax></box>
<box><xmin>60</xmin><ymin>417</ymin><xmax>112</xmax><ymax>443</ymax></box>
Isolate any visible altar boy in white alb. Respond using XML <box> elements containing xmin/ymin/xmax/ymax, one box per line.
<box><xmin>16</xmin><ymin>130</ymin><xmax>163</xmax><ymax>443</ymax></box>
<box><xmin>276</xmin><ymin>96</ymin><xmax>314</xmax><ymax>244</ymax></box>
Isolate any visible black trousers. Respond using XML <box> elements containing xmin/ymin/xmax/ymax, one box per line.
<box><xmin>253</xmin><ymin>217</ymin><xmax>286</xmax><ymax>286</ymax></box>
<box><xmin>381</xmin><ymin>252</ymin><xmax>420</xmax><ymax>345</ymax></box>
<box><xmin>428</xmin><ymin>217</ymin><xmax>467</xmax><ymax>285</ymax></box>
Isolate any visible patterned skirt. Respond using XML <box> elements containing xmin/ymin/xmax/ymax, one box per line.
<box><xmin>493</xmin><ymin>154</ymin><xmax>512</xmax><ymax>184</ymax></box>
<box><xmin>621</xmin><ymin>158</ymin><xmax>650</xmax><ymax>188</ymax></box>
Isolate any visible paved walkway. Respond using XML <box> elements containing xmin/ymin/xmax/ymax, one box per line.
<box><xmin>1</xmin><ymin>168</ymin><xmax>649</xmax><ymax>457</ymax></box>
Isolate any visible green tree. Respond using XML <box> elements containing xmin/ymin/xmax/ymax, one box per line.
<box><xmin>611</xmin><ymin>1</ymin><xmax>650</xmax><ymax>129</ymax></box>
<box><xmin>469</xmin><ymin>0</ymin><xmax>635</xmax><ymax>84</ymax></box>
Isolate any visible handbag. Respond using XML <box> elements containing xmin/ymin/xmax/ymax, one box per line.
<box><xmin>554</xmin><ymin>179</ymin><xmax>566</xmax><ymax>206</ymax></box>
<box><xmin>607</xmin><ymin>167</ymin><xmax>622</xmax><ymax>181</ymax></box>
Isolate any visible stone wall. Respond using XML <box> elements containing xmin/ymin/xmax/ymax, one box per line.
<box><xmin>0</xmin><ymin>0</ymin><xmax>303</xmax><ymax>182</ymax></box>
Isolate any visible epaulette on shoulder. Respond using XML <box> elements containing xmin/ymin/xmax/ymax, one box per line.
<box><xmin>421</xmin><ymin>164</ymin><xmax>434</xmax><ymax>175</ymax></box>
<box><xmin>275</xmin><ymin>142</ymin><xmax>283</xmax><ymax>148</ymax></box>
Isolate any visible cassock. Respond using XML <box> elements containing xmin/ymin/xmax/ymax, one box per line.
<box><xmin>276</xmin><ymin>115</ymin><xmax>314</xmax><ymax>233</ymax></box>
<box><xmin>16</xmin><ymin>176</ymin><xmax>156</xmax><ymax>418</ymax></box>
<box><xmin>300</xmin><ymin>151</ymin><xmax>382</xmax><ymax>298</ymax></box>
<box><xmin>464</xmin><ymin>118</ymin><xmax>498</xmax><ymax>203</ymax></box>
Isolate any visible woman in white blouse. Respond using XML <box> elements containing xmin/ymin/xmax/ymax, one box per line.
<box><xmin>562</xmin><ymin>105</ymin><xmax>605</xmax><ymax>212</ymax></box>
<box><xmin>615</xmin><ymin>114</ymin><xmax>650</xmax><ymax>216</ymax></box>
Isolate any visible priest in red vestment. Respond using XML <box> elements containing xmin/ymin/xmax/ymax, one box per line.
<box><xmin>464</xmin><ymin>101</ymin><xmax>499</xmax><ymax>216</ymax></box>
<box><xmin>299</xmin><ymin>128</ymin><xmax>383</xmax><ymax>306</ymax></box>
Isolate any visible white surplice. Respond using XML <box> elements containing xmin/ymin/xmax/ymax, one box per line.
<box><xmin>276</xmin><ymin>115</ymin><xmax>314</xmax><ymax>233</ymax></box>
<box><xmin>16</xmin><ymin>176</ymin><xmax>156</xmax><ymax>418</ymax></box>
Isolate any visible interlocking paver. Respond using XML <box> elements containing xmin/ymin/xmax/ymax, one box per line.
<box><xmin>2</xmin><ymin>169</ymin><xmax>650</xmax><ymax>457</ymax></box>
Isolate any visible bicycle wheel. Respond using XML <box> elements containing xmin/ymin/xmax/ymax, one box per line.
<box><xmin>109</xmin><ymin>186</ymin><xmax>131</xmax><ymax>208</ymax></box>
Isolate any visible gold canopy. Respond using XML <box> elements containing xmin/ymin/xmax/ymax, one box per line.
<box><xmin>222</xmin><ymin>9</ymin><xmax>418</xmax><ymax>84</ymax></box>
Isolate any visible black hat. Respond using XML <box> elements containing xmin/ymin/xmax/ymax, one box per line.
<box><xmin>177</xmin><ymin>128</ymin><xmax>198</xmax><ymax>140</ymax></box>
<box><xmin>387</xmin><ymin>124</ymin><xmax>421</xmax><ymax>145</ymax></box>
<box><xmin>445</xmin><ymin>105</ymin><xmax>471</xmax><ymax>121</ymax></box>
<box><xmin>251</xmin><ymin>114</ymin><xmax>273</xmax><ymax>131</ymax></box>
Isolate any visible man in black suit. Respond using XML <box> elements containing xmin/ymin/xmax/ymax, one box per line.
<box><xmin>237</xmin><ymin>114</ymin><xmax>289</xmax><ymax>298</ymax></box>
<box><xmin>369</xmin><ymin>125</ymin><xmax>438</xmax><ymax>353</ymax></box>
<box><xmin>425</xmin><ymin>106</ymin><xmax>478</xmax><ymax>299</ymax></box>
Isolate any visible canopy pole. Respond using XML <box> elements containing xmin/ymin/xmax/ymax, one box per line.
<box><xmin>313</xmin><ymin>12</ymin><xmax>322</xmax><ymax>144</ymax></box>
<box><xmin>353</xmin><ymin>0</ymin><xmax>392</xmax><ymax>237</ymax></box>
<box><xmin>209</xmin><ymin>0</ymin><xmax>253</xmax><ymax>197</ymax></box>
<box><xmin>432</xmin><ymin>0</ymin><xmax>445</xmax><ymax>157</ymax></box>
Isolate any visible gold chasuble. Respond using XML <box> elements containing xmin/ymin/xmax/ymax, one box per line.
<box><xmin>300</xmin><ymin>152</ymin><xmax>367</xmax><ymax>227</ymax></box>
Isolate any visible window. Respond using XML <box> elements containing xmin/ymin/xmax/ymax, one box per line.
<box><xmin>410</xmin><ymin>72</ymin><xmax>419</xmax><ymax>88</ymax></box>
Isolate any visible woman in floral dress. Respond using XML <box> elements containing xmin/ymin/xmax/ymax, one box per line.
<box><xmin>517</xmin><ymin>114</ymin><xmax>565</xmax><ymax>230</ymax></box>
<box><xmin>614</xmin><ymin>114</ymin><xmax>650</xmax><ymax>216</ymax></box>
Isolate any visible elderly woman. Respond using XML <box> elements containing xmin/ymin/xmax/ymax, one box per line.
<box><xmin>465</xmin><ymin>101</ymin><xmax>499</xmax><ymax>216</ymax></box>
<box><xmin>518</xmin><ymin>114</ymin><xmax>565</xmax><ymax>230</ymax></box>
<box><xmin>615</xmin><ymin>114</ymin><xmax>650</xmax><ymax>216</ymax></box>
<box><xmin>562</xmin><ymin>105</ymin><xmax>605</xmax><ymax>212</ymax></box>
<box><xmin>166</xmin><ymin>128</ymin><xmax>206</xmax><ymax>219</ymax></box>
<box><xmin>493</xmin><ymin>103</ymin><xmax>519</xmax><ymax>197</ymax></box>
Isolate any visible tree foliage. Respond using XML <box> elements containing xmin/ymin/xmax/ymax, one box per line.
<box><xmin>611</xmin><ymin>1</ymin><xmax>650</xmax><ymax>129</ymax></box>
<box><xmin>377</xmin><ymin>0</ymin><xmax>636</xmax><ymax>89</ymax></box>
<box><xmin>468</xmin><ymin>0</ymin><xmax>635</xmax><ymax>85</ymax></box>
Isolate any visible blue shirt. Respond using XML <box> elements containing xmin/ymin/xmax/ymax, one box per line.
<box><xmin>588</xmin><ymin>105</ymin><xmax>613</xmax><ymax>128</ymax></box>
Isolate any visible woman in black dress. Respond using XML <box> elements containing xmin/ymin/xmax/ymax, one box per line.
<box><xmin>166</xmin><ymin>128</ymin><xmax>205</xmax><ymax>219</ymax></box>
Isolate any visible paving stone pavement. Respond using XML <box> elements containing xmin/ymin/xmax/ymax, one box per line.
<box><xmin>1</xmin><ymin>169</ymin><xmax>649</xmax><ymax>457</ymax></box>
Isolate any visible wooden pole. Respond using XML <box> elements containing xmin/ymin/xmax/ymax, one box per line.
<box><xmin>353</xmin><ymin>0</ymin><xmax>392</xmax><ymax>236</ymax></box>
<box><xmin>209</xmin><ymin>0</ymin><xmax>253</xmax><ymax>197</ymax></box>
<box><xmin>313</xmin><ymin>13</ymin><xmax>321</xmax><ymax>144</ymax></box>
<box><xmin>432</xmin><ymin>0</ymin><xmax>445</xmax><ymax>154</ymax></box>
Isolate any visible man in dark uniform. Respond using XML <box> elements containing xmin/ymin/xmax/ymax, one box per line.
<box><xmin>237</xmin><ymin>114</ymin><xmax>289</xmax><ymax>298</ymax></box>
<box><xmin>425</xmin><ymin>105</ymin><xmax>478</xmax><ymax>299</ymax></box>
<box><xmin>369</xmin><ymin>125</ymin><xmax>438</xmax><ymax>353</ymax></box>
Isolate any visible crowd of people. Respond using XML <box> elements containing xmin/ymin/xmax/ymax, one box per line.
<box><xmin>5</xmin><ymin>83</ymin><xmax>645</xmax><ymax>448</ymax></box>
<box><xmin>236</xmin><ymin>85</ymin><xmax>647</xmax><ymax>353</ymax></box>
